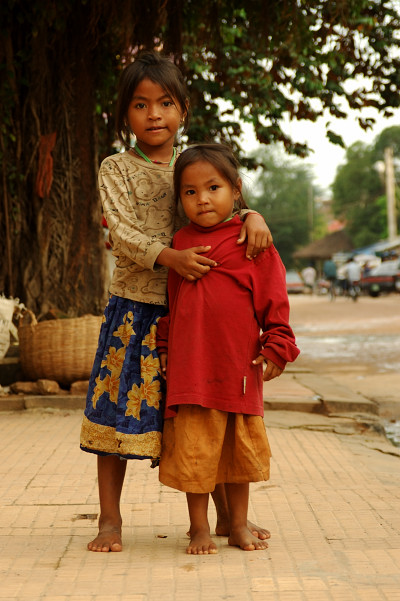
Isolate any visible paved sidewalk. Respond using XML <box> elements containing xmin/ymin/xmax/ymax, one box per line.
<box><xmin>1</xmin><ymin>403</ymin><xmax>399</xmax><ymax>601</ymax></box>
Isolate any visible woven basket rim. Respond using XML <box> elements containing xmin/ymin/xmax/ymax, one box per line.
<box><xmin>18</xmin><ymin>313</ymin><xmax>102</xmax><ymax>385</ymax></box>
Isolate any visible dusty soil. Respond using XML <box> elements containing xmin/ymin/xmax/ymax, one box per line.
<box><xmin>288</xmin><ymin>292</ymin><xmax>400</xmax><ymax>415</ymax></box>
<box><xmin>289</xmin><ymin>292</ymin><xmax>400</xmax><ymax>368</ymax></box>
<box><xmin>289</xmin><ymin>292</ymin><xmax>400</xmax><ymax>336</ymax></box>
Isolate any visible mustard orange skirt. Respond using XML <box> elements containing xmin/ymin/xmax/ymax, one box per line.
<box><xmin>159</xmin><ymin>405</ymin><xmax>271</xmax><ymax>493</ymax></box>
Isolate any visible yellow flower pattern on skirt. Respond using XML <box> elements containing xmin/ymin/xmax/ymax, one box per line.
<box><xmin>126</xmin><ymin>384</ymin><xmax>142</xmax><ymax>420</ymax></box>
<box><xmin>91</xmin><ymin>312</ymin><xmax>135</xmax><ymax>409</ymax></box>
<box><xmin>80</xmin><ymin>296</ymin><xmax>166</xmax><ymax>460</ymax></box>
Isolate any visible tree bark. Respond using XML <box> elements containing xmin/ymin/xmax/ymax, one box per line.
<box><xmin>0</xmin><ymin>4</ymin><xmax>107</xmax><ymax>317</ymax></box>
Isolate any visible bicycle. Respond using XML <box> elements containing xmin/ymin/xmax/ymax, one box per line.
<box><xmin>346</xmin><ymin>280</ymin><xmax>360</xmax><ymax>301</ymax></box>
<box><xmin>327</xmin><ymin>278</ymin><xmax>336</xmax><ymax>301</ymax></box>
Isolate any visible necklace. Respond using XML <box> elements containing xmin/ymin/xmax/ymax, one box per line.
<box><xmin>134</xmin><ymin>144</ymin><xmax>176</xmax><ymax>166</ymax></box>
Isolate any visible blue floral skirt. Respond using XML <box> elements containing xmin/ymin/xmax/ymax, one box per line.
<box><xmin>80</xmin><ymin>295</ymin><xmax>166</xmax><ymax>461</ymax></box>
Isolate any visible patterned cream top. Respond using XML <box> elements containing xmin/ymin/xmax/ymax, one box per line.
<box><xmin>99</xmin><ymin>151</ymin><xmax>186</xmax><ymax>306</ymax></box>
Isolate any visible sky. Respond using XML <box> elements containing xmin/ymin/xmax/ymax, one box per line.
<box><xmin>241</xmin><ymin>106</ymin><xmax>400</xmax><ymax>197</ymax></box>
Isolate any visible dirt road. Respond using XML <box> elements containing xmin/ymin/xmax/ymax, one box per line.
<box><xmin>288</xmin><ymin>292</ymin><xmax>400</xmax><ymax>416</ymax></box>
<box><xmin>289</xmin><ymin>292</ymin><xmax>400</xmax><ymax>337</ymax></box>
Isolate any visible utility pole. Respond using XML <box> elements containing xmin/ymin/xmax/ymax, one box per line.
<box><xmin>384</xmin><ymin>146</ymin><xmax>397</xmax><ymax>241</ymax></box>
<box><xmin>308</xmin><ymin>183</ymin><xmax>314</xmax><ymax>242</ymax></box>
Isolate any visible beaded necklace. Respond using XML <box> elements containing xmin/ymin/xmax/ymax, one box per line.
<box><xmin>134</xmin><ymin>144</ymin><xmax>176</xmax><ymax>166</ymax></box>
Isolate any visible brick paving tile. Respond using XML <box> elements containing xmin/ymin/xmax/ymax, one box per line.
<box><xmin>0</xmin><ymin>409</ymin><xmax>399</xmax><ymax>601</ymax></box>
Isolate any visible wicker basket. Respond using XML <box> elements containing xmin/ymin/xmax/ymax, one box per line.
<box><xmin>18</xmin><ymin>312</ymin><xmax>102</xmax><ymax>386</ymax></box>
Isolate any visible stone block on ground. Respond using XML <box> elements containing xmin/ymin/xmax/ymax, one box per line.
<box><xmin>24</xmin><ymin>395</ymin><xmax>86</xmax><ymax>410</ymax></box>
<box><xmin>10</xmin><ymin>379</ymin><xmax>61</xmax><ymax>395</ymax></box>
<box><xmin>294</xmin><ymin>372</ymin><xmax>378</xmax><ymax>415</ymax></box>
<box><xmin>70</xmin><ymin>380</ymin><xmax>89</xmax><ymax>395</ymax></box>
<box><xmin>263</xmin><ymin>372</ymin><xmax>323</xmax><ymax>413</ymax></box>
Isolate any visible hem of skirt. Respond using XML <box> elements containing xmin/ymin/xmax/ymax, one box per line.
<box><xmin>159</xmin><ymin>471</ymin><xmax>270</xmax><ymax>494</ymax></box>
<box><xmin>80</xmin><ymin>445</ymin><xmax>159</xmax><ymax>461</ymax></box>
<box><xmin>80</xmin><ymin>414</ymin><xmax>162</xmax><ymax>459</ymax></box>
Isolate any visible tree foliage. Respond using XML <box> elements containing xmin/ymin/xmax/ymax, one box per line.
<box><xmin>246</xmin><ymin>147</ymin><xmax>317</xmax><ymax>268</ymax></box>
<box><xmin>182</xmin><ymin>0</ymin><xmax>400</xmax><ymax>161</ymax></box>
<box><xmin>373</xmin><ymin>125</ymin><xmax>400</xmax><ymax>160</ymax></box>
<box><xmin>1</xmin><ymin>0</ymin><xmax>400</xmax><ymax>313</ymax></box>
<box><xmin>331</xmin><ymin>128</ymin><xmax>400</xmax><ymax>247</ymax></box>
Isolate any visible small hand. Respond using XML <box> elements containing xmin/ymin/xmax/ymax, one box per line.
<box><xmin>237</xmin><ymin>213</ymin><xmax>272</xmax><ymax>260</ymax></box>
<box><xmin>174</xmin><ymin>246</ymin><xmax>217</xmax><ymax>281</ymax></box>
<box><xmin>157</xmin><ymin>246</ymin><xmax>216</xmax><ymax>281</ymax></box>
<box><xmin>159</xmin><ymin>352</ymin><xmax>168</xmax><ymax>380</ymax></box>
<box><xmin>252</xmin><ymin>355</ymin><xmax>283</xmax><ymax>381</ymax></box>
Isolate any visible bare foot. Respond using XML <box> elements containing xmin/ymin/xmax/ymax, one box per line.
<box><xmin>87</xmin><ymin>525</ymin><xmax>122</xmax><ymax>552</ymax></box>
<box><xmin>228</xmin><ymin>526</ymin><xmax>269</xmax><ymax>551</ymax></box>
<box><xmin>247</xmin><ymin>520</ymin><xmax>271</xmax><ymax>541</ymax></box>
<box><xmin>187</xmin><ymin>528</ymin><xmax>218</xmax><ymax>555</ymax></box>
<box><xmin>214</xmin><ymin>518</ymin><xmax>271</xmax><ymax>541</ymax></box>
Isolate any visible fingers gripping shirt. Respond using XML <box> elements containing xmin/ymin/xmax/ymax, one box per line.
<box><xmin>99</xmin><ymin>152</ymin><xmax>186</xmax><ymax>305</ymax></box>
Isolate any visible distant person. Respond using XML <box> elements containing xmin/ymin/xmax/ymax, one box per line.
<box><xmin>335</xmin><ymin>263</ymin><xmax>348</xmax><ymax>294</ymax></box>
<box><xmin>301</xmin><ymin>264</ymin><xmax>317</xmax><ymax>294</ymax></box>
<box><xmin>343</xmin><ymin>257</ymin><xmax>361</xmax><ymax>291</ymax></box>
<box><xmin>157</xmin><ymin>144</ymin><xmax>300</xmax><ymax>554</ymax></box>
<box><xmin>323</xmin><ymin>258</ymin><xmax>337</xmax><ymax>299</ymax></box>
<box><xmin>362</xmin><ymin>261</ymin><xmax>372</xmax><ymax>278</ymax></box>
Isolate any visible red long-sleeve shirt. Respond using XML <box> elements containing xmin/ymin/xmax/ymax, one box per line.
<box><xmin>156</xmin><ymin>216</ymin><xmax>299</xmax><ymax>418</ymax></box>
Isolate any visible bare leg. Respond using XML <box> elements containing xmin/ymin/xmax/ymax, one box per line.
<box><xmin>225</xmin><ymin>483</ymin><xmax>268</xmax><ymax>551</ymax></box>
<box><xmin>186</xmin><ymin>492</ymin><xmax>218</xmax><ymax>555</ymax></box>
<box><xmin>211</xmin><ymin>484</ymin><xmax>230</xmax><ymax>535</ymax></box>
<box><xmin>87</xmin><ymin>455</ymin><xmax>127</xmax><ymax>552</ymax></box>
<box><xmin>212</xmin><ymin>483</ymin><xmax>271</xmax><ymax>540</ymax></box>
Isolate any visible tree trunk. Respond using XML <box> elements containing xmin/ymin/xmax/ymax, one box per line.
<box><xmin>0</xmin><ymin>4</ymin><xmax>107</xmax><ymax>317</ymax></box>
<box><xmin>63</xmin><ymin>16</ymin><xmax>108</xmax><ymax>316</ymax></box>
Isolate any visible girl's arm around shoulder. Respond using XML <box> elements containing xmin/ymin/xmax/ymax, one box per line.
<box><xmin>99</xmin><ymin>157</ymin><xmax>170</xmax><ymax>270</ymax></box>
<box><xmin>237</xmin><ymin>210</ymin><xmax>273</xmax><ymax>259</ymax></box>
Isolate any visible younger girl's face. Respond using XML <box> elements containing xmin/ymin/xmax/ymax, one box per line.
<box><xmin>179</xmin><ymin>160</ymin><xmax>241</xmax><ymax>227</ymax></box>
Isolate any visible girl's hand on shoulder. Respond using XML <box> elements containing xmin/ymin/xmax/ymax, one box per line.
<box><xmin>159</xmin><ymin>352</ymin><xmax>168</xmax><ymax>380</ymax></box>
<box><xmin>237</xmin><ymin>213</ymin><xmax>272</xmax><ymax>260</ymax></box>
<box><xmin>252</xmin><ymin>355</ymin><xmax>283</xmax><ymax>381</ymax></box>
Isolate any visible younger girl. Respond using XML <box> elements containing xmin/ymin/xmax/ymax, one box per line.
<box><xmin>80</xmin><ymin>52</ymin><xmax>271</xmax><ymax>552</ymax></box>
<box><xmin>157</xmin><ymin>144</ymin><xmax>300</xmax><ymax>554</ymax></box>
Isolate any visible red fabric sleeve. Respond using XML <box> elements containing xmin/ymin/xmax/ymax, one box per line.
<box><xmin>251</xmin><ymin>246</ymin><xmax>300</xmax><ymax>369</ymax></box>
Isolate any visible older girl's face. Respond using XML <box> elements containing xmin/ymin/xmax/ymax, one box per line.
<box><xmin>179</xmin><ymin>160</ymin><xmax>241</xmax><ymax>227</ymax></box>
<box><xmin>127</xmin><ymin>78</ymin><xmax>184</xmax><ymax>158</ymax></box>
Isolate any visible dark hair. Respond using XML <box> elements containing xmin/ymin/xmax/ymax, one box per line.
<box><xmin>174</xmin><ymin>143</ymin><xmax>248</xmax><ymax>209</ymax></box>
<box><xmin>116</xmin><ymin>51</ymin><xmax>189</xmax><ymax>149</ymax></box>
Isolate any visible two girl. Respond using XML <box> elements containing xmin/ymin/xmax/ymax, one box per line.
<box><xmin>157</xmin><ymin>144</ymin><xmax>299</xmax><ymax>554</ymax></box>
<box><xmin>80</xmin><ymin>51</ymin><xmax>271</xmax><ymax>552</ymax></box>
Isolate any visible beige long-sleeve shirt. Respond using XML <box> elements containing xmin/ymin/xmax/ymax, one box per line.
<box><xmin>99</xmin><ymin>151</ymin><xmax>185</xmax><ymax>305</ymax></box>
